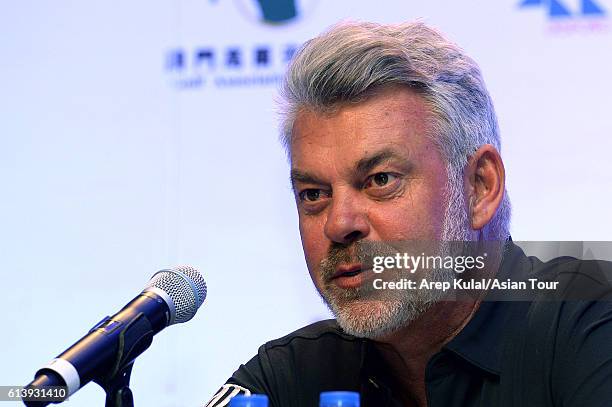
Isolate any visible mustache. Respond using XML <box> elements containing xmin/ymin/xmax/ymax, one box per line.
<box><xmin>319</xmin><ymin>240</ymin><xmax>399</xmax><ymax>282</ymax></box>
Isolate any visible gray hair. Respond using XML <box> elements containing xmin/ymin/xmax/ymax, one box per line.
<box><xmin>278</xmin><ymin>20</ymin><xmax>511</xmax><ymax>241</ymax></box>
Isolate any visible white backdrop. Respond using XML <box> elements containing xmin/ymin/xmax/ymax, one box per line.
<box><xmin>1</xmin><ymin>0</ymin><xmax>611</xmax><ymax>406</ymax></box>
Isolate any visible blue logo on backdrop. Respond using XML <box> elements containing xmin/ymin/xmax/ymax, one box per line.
<box><xmin>165</xmin><ymin>44</ymin><xmax>300</xmax><ymax>90</ymax></box>
<box><xmin>164</xmin><ymin>0</ymin><xmax>317</xmax><ymax>90</ymax></box>
<box><xmin>233</xmin><ymin>0</ymin><xmax>319</xmax><ymax>25</ymax></box>
<box><xmin>243</xmin><ymin>0</ymin><xmax>298</xmax><ymax>24</ymax></box>
<box><xmin>519</xmin><ymin>0</ymin><xmax>608</xmax><ymax>32</ymax></box>
<box><xmin>519</xmin><ymin>0</ymin><xmax>606</xmax><ymax>17</ymax></box>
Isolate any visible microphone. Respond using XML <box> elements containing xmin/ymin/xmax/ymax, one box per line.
<box><xmin>23</xmin><ymin>265</ymin><xmax>207</xmax><ymax>406</ymax></box>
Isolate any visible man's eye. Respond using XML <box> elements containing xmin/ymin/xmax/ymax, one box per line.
<box><xmin>365</xmin><ymin>172</ymin><xmax>397</xmax><ymax>188</ymax></box>
<box><xmin>373</xmin><ymin>173</ymin><xmax>389</xmax><ymax>186</ymax></box>
<box><xmin>299</xmin><ymin>189</ymin><xmax>322</xmax><ymax>202</ymax></box>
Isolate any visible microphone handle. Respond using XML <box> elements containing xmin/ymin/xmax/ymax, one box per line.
<box><xmin>23</xmin><ymin>371</ymin><xmax>64</xmax><ymax>407</ymax></box>
<box><xmin>24</xmin><ymin>290</ymin><xmax>171</xmax><ymax>405</ymax></box>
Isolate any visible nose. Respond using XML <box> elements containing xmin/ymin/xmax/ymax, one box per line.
<box><xmin>324</xmin><ymin>190</ymin><xmax>370</xmax><ymax>245</ymax></box>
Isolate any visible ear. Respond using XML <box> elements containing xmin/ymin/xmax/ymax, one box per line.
<box><xmin>464</xmin><ymin>144</ymin><xmax>505</xmax><ymax>231</ymax></box>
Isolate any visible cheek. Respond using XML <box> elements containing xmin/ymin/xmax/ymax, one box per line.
<box><xmin>421</xmin><ymin>178</ymin><xmax>449</xmax><ymax>236</ymax></box>
<box><xmin>370</xmin><ymin>208</ymin><xmax>425</xmax><ymax>239</ymax></box>
<box><xmin>299</xmin><ymin>217</ymin><xmax>327</xmax><ymax>277</ymax></box>
<box><xmin>368</xmin><ymin>185</ymin><xmax>447</xmax><ymax>239</ymax></box>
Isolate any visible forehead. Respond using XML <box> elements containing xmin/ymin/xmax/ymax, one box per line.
<box><xmin>290</xmin><ymin>87</ymin><xmax>435</xmax><ymax>170</ymax></box>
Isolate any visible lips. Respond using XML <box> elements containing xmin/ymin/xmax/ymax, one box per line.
<box><xmin>332</xmin><ymin>264</ymin><xmax>363</xmax><ymax>279</ymax></box>
<box><xmin>330</xmin><ymin>264</ymin><xmax>368</xmax><ymax>289</ymax></box>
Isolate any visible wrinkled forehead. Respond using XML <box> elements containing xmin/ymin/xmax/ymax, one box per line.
<box><xmin>289</xmin><ymin>87</ymin><xmax>437</xmax><ymax>173</ymax></box>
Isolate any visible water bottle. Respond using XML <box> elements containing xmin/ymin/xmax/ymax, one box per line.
<box><xmin>319</xmin><ymin>391</ymin><xmax>360</xmax><ymax>407</ymax></box>
<box><xmin>229</xmin><ymin>394</ymin><xmax>269</xmax><ymax>407</ymax></box>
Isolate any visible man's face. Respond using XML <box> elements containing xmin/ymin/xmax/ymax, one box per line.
<box><xmin>290</xmin><ymin>86</ymin><xmax>459</xmax><ymax>338</ymax></box>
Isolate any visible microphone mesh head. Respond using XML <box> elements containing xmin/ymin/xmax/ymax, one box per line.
<box><xmin>145</xmin><ymin>265</ymin><xmax>207</xmax><ymax>324</ymax></box>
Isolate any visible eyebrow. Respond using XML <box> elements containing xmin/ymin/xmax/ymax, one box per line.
<box><xmin>290</xmin><ymin>148</ymin><xmax>408</xmax><ymax>190</ymax></box>
<box><xmin>290</xmin><ymin>170</ymin><xmax>326</xmax><ymax>190</ymax></box>
<box><xmin>354</xmin><ymin>149</ymin><xmax>399</xmax><ymax>176</ymax></box>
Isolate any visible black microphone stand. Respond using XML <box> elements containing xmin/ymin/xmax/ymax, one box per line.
<box><xmin>94</xmin><ymin>312</ymin><xmax>155</xmax><ymax>407</ymax></box>
<box><xmin>98</xmin><ymin>364</ymin><xmax>134</xmax><ymax>407</ymax></box>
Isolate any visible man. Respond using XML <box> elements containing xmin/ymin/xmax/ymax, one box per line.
<box><xmin>204</xmin><ymin>21</ymin><xmax>612</xmax><ymax>407</ymax></box>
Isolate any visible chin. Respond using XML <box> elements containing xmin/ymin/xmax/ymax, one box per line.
<box><xmin>328</xmin><ymin>297</ymin><xmax>433</xmax><ymax>339</ymax></box>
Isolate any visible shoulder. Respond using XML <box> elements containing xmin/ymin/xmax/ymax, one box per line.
<box><xmin>257</xmin><ymin>319</ymin><xmax>364</xmax><ymax>368</ymax></box>
<box><xmin>516</xmin><ymin>257</ymin><xmax>612</xmax><ymax>405</ymax></box>
<box><xmin>222</xmin><ymin>320</ymin><xmax>364</xmax><ymax>407</ymax></box>
<box><xmin>522</xmin><ymin>255</ymin><xmax>612</xmax><ymax>347</ymax></box>
<box><xmin>262</xmin><ymin>319</ymin><xmax>361</xmax><ymax>351</ymax></box>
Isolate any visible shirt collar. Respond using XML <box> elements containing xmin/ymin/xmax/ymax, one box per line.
<box><xmin>443</xmin><ymin>240</ymin><xmax>533</xmax><ymax>375</ymax></box>
<box><xmin>357</xmin><ymin>240</ymin><xmax>535</xmax><ymax>378</ymax></box>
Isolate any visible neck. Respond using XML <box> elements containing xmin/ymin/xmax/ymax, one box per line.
<box><xmin>371</xmin><ymin>298</ymin><xmax>482</xmax><ymax>406</ymax></box>
<box><xmin>370</xmin><ymin>243</ymin><xmax>505</xmax><ymax>407</ymax></box>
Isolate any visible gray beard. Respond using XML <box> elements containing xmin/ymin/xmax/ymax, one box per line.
<box><xmin>317</xmin><ymin>173</ymin><xmax>473</xmax><ymax>339</ymax></box>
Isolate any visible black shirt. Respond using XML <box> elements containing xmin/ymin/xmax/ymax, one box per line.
<box><xmin>205</xmin><ymin>244</ymin><xmax>612</xmax><ymax>407</ymax></box>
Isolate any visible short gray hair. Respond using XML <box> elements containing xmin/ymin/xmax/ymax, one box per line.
<box><xmin>279</xmin><ymin>20</ymin><xmax>511</xmax><ymax>240</ymax></box>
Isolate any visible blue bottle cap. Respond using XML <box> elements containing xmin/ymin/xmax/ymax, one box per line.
<box><xmin>319</xmin><ymin>391</ymin><xmax>360</xmax><ymax>407</ymax></box>
<box><xmin>229</xmin><ymin>394</ymin><xmax>269</xmax><ymax>407</ymax></box>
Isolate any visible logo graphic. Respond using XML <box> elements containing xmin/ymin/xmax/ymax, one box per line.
<box><xmin>237</xmin><ymin>0</ymin><xmax>298</xmax><ymax>24</ymax></box>
<box><xmin>165</xmin><ymin>44</ymin><xmax>300</xmax><ymax>90</ymax></box>
<box><xmin>519</xmin><ymin>0</ymin><xmax>606</xmax><ymax>18</ymax></box>
<box><xmin>164</xmin><ymin>0</ymin><xmax>316</xmax><ymax>90</ymax></box>
<box><xmin>231</xmin><ymin>0</ymin><xmax>318</xmax><ymax>25</ymax></box>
